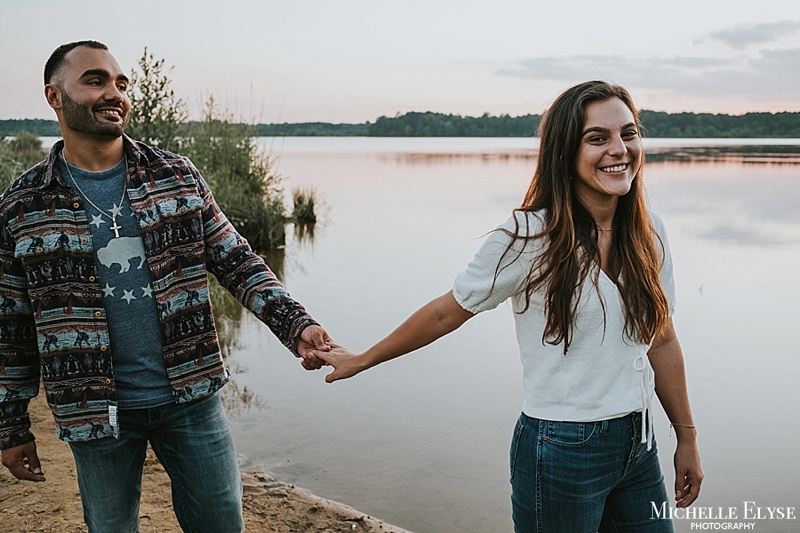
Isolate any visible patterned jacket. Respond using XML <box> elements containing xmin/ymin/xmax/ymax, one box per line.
<box><xmin>0</xmin><ymin>137</ymin><xmax>318</xmax><ymax>449</ymax></box>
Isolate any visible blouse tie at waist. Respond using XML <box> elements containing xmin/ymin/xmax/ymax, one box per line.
<box><xmin>633</xmin><ymin>352</ymin><xmax>653</xmax><ymax>450</ymax></box>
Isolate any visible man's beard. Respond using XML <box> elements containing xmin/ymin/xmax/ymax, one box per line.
<box><xmin>60</xmin><ymin>88</ymin><xmax>129</xmax><ymax>138</ymax></box>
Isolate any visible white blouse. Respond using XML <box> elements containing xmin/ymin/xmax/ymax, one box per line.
<box><xmin>452</xmin><ymin>210</ymin><xmax>675</xmax><ymax>447</ymax></box>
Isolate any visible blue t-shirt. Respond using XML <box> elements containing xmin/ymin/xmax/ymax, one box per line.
<box><xmin>59</xmin><ymin>154</ymin><xmax>173</xmax><ymax>409</ymax></box>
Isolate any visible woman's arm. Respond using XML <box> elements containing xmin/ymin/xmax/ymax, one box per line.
<box><xmin>647</xmin><ymin>317</ymin><xmax>704</xmax><ymax>508</ymax></box>
<box><xmin>316</xmin><ymin>291</ymin><xmax>474</xmax><ymax>383</ymax></box>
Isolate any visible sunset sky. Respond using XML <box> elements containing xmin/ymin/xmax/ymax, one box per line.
<box><xmin>1</xmin><ymin>0</ymin><xmax>798</xmax><ymax>123</ymax></box>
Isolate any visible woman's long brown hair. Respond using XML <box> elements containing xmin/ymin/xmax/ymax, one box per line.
<box><xmin>498</xmin><ymin>81</ymin><xmax>669</xmax><ymax>353</ymax></box>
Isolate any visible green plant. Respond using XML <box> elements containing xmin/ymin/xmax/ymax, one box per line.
<box><xmin>184</xmin><ymin>98</ymin><xmax>287</xmax><ymax>250</ymax></box>
<box><xmin>128</xmin><ymin>51</ymin><xmax>287</xmax><ymax>252</ymax></box>
<box><xmin>0</xmin><ymin>131</ymin><xmax>48</xmax><ymax>192</ymax></box>
<box><xmin>127</xmin><ymin>47</ymin><xmax>187</xmax><ymax>152</ymax></box>
<box><xmin>291</xmin><ymin>185</ymin><xmax>318</xmax><ymax>224</ymax></box>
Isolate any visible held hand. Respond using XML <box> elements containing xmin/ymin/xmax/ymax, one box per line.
<box><xmin>1</xmin><ymin>441</ymin><xmax>46</xmax><ymax>482</ymax></box>
<box><xmin>297</xmin><ymin>325</ymin><xmax>333</xmax><ymax>371</ymax></box>
<box><xmin>673</xmin><ymin>440</ymin><xmax>703</xmax><ymax>507</ymax></box>
<box><xmin>314</xmin><ymin>344</ymin><xmax>369</xmax><ymax>383</ymax></box>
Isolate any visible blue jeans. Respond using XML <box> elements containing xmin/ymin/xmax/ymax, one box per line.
<box><xmin>510</xmin><ymin>412</ymin><xmax>674</xmax><ymax>533</ymax></box>
<box><xmin>68</xmin><ymin>393</ymin><xmax>244</xmax><ymax>533</ymax></box>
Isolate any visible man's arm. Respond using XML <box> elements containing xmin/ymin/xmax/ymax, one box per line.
<box><xmin>190</xmin><ymin>166</ymin><xmax>329</xmax><ymax>357</ymax></box>
<box><xmin>0</xmin><ymin>216</ymin><xmax>43</xmax><ymax>477</ymax></box>
<box><xmin>648</xmin><ymin>318</ymin><xmax>703</xmax><ymax>507</ymax></box>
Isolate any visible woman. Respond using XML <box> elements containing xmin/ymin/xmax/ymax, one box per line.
<box><xmin>309</xmin><ymin>81</ymin><xmax>703</xmax><ymax>532</ymax></box>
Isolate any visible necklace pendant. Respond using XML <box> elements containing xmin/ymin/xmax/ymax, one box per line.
<box><xmin>110</xmin><ymin>219</ymin><xmax>122</xmax><ymax>238</ymax></box>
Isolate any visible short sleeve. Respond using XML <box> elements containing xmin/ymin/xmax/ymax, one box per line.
<box><xmin>650</xmin><ymin>211</ymin><xmax>676</xmax><ymax>316</ymax></box>
<box><xmin>452</xmin><ymin>211</ymin><xmax>544</xmax><ymax>314</ymax></box>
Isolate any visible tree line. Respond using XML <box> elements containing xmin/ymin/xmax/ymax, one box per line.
<box><xmin>4</xmin><ymin>110</ymin><xmax>799</xmax><ymax>139</ymax></box>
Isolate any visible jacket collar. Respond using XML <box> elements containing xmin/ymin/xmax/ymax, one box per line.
<box><xmin>37</xmin><ymin>135</ymin><xmax>143</xmax><ymax>190</ymax></box>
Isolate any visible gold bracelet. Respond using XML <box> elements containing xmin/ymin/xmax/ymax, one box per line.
<box><xmin>669</xmin><ymin>423</ymin><xmax>696</xmax><ymax>436</ymax></box>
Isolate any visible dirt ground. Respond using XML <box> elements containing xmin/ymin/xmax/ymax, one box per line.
<box><xmin>0</xmin><ymin>393</ymin><xmax>411</xmax><ymax>533</ymax></box>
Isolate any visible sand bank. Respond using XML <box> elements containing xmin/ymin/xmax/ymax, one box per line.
<box><xmin>0</xmin><ymin>393</ymin><xmax>412</xmax><ymax>533</ymax></box>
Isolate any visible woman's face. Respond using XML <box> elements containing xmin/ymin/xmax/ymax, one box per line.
<box><xmin>573</xmin><ymin>97</ymin><xmax>643</xmax><ymax>208</ymax></box>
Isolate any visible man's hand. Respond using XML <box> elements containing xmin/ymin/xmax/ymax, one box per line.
<box><xmin>296</xmin><ymin>325</ymin><xmax>332</xmax><ymax>370</ymax></box>
<box><xmin>1</xmin><ymin>441</ymin><xmax>45</xmax><ymax>482</ymax></box>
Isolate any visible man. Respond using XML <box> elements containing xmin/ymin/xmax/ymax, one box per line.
<box><xmin>0</xmin><ymin>41</ymin><xmax>330</xmax><ymax>533</ymax></box>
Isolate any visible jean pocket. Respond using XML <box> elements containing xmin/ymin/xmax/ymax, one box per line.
<box><xmin>509</xmin><ymin>417</ymin><xmax>526</xmax><ymax>479</ymax></box>
<box><xmin>543</xmin><ymin>420</ymin><xmax>600</xmax><ymax>447</ymax></box>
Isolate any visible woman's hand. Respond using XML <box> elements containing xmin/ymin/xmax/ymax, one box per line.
<box><xmin>315</xmin><ymin>344</ymin><xmax>371</xmax><ymax>383</ymax></box>
<box><xmin>673</xmin><ymin>437</ymin><xmax>703</xmax><ymax>507</ymax></box>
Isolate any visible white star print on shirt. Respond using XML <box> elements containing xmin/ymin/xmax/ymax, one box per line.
<box><xmin>141</xmin><ymin>284</ymin><xmax>153</xmax><ymax>298</ymax></box>
<box><xmin>91</xmin><ymin>214</ymin><xmax>106</xmax><ymax>228</ymax></box>
<box><xmin>102</xmin><ymin>284</ymin><xmax>116</xmax><ymax>297</ymax></box>
<box><xmin>121</xmin><ymin>290</ymin><xmax>136</xmax><ymax>303</ymax></box>
<box><xmin>110</xmin><ymin>203</ymin><xmax>124</xmax><ymax>218</ymax></box>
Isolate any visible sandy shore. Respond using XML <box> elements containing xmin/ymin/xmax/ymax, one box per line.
<box><xmin>0</xmin><ymin>393</ymin><xmax>412</xmax><ymax>533</ymax></box>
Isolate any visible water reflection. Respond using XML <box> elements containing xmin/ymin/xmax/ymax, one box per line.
<box><xmin>645</xmin><ymin>147</ymin><xmax>800</xmax><ymax>248</ymax></box>
<box><xmin>646</xmin><ymin>144</ymin><xmax>800</xmax><ymax>164</ymax></box>
<box><xmin>379</xmin><ymin>150</ymin><xmax>536</xmax><ymax>165</ymax></box>
<box><xmin>293</xmin><ymin>221</ymin><xmax>317</xmax><ymax>245</ymax></box>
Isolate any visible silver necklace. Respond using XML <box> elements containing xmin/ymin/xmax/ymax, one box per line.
<box><xmin>62</xmin><ymin>153</ymin><xmax>128</xmax><ymax>238</ymax></box>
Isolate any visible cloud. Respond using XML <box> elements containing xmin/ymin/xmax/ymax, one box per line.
<box><xmin>497</xmin><ymin>55</ymin><xmax>737</xmax><ymax>82</ymax></box>
<box><xmin>495</xmin><ymin>48</ymin><xmax>800</xmax><ymax>100</ymax></box>
<box><xmin>709</xmin><ymin>20</ymin><xmax>800</xmax><ymax>50</ymax></box>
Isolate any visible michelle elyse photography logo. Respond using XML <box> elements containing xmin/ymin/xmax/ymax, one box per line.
<box><xmin>651</xmin><ymin>501</ymin><xmax>796</xmax><ymax>529</ymax></box>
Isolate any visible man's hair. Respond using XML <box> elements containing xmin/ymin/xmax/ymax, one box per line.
<box><xmin>44</xmin><ymin>40</ymin><xmax>109</xmax><ymax>85</ymax></box>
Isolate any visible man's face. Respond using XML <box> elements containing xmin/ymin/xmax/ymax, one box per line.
<box><xmin>48</xmin><ymin>47</ymin><xmax>131</xmax><ymax>138</ymax></box>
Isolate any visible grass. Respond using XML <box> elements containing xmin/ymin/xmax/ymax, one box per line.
<box><xmin>291</xmin><ymin>185</ymin><xmax>318</xmax><ymax>224</ymax></box>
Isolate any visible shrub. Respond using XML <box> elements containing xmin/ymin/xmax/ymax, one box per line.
<box><xmin>183</xmin><ymin>98</ymin><xmax>287</xmax><ymax>250</ymax></box>
<box><xmin>128</xmin><ymin>50</ymin><xmax>287</xmax><ymax>252</ymax></box>
<box><xmin>291</xmin><ymin>185</ymin><xmax>318</xmax><ymax>224</ymax></box>
<box><xmin>0</xmin><ymin>131</ymin><xmax>48</xmax><ymax>192</ymax></box>
<box><xmin>127</xmin><ymin>48</ymin><xmax>187</xmax><ymax>153</ymax></box>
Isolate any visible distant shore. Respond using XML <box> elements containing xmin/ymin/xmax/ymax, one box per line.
<box><xmin>3</xmin><ymin>109</ymin><xmax>800</xmax><ymax>138</ymax></box>
<box><xmin>0</xmin><ymin>393</ymin><xmax>413</xmax><ymax>533</ymax></box>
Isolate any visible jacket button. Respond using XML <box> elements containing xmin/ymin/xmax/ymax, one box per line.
<box><xmin>179</xmin><ymin>206</ymin><xmax>186</xmax><ymax>213</ymax></box>
<box><xmin>104</xmin><ymin>378</ymin><xmax>111</xmax><ymax>385</ymax></box>
<box><xmin>36</xmin><ymin>247</ymin><xmax>43</xmax><ymax>253</ymax></box>
<box><xmin>94</xmin><ymin>311</ymin><xmax>102</xmax><ymax>318</ymax></box>
<box><xmin>100</xmin><ymin>345</ymin><xmax>108</xmax><ymax>352</ymax></box>
<box><xmin>81</xmin><ymin>238</ymin><xmax>88</xmax><ymax>244</ymax></box>
<box><xmin>73</xmin><ymin>202</ymin><xmax>80</xmax><ymax>209</ymax></box>
<box><xmin>88</xmin><ymin>276</ymin><xmax>96</xmax><ymax>282</ymax></box>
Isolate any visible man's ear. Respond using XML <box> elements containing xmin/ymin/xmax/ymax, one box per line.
<box><xmin>44</xmin><ymin>84</ymin><xmax>62</xmax><ymax>111</ymax></box>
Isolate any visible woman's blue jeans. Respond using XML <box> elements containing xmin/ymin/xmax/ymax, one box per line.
<box><xmin>510</xmin><ymin>412</ymin><xmax>674</xmax><ymax>533</ymax></box>
<box><xmin>68</xmin><ymin>393</ymin><xmax>244</xmax><ymax>533</ymax></box>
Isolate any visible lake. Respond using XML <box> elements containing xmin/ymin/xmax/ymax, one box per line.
<box><xmin>43</xmin><ymin>136</ymin><xmax>800</xmax><ymax>532</ymax></box>
<box><xmin>223</xmin><ymin>137</ymin><xmax>800</xmax><ymax>533</ymax></box>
